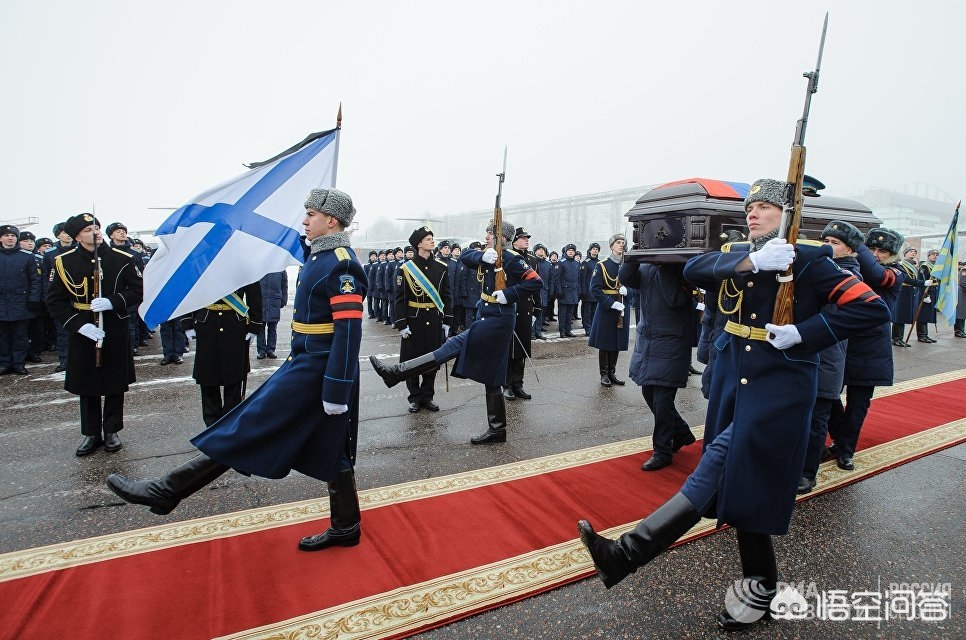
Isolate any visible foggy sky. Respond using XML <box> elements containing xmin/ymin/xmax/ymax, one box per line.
<box><xmin>1</xmin><ymin>0</ymin><xmax>962</xmax><ymax>240</ymax></box>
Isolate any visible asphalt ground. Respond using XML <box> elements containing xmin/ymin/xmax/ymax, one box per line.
<box><xmin>2</xmin><ymin>308</ymin><xmax>963</xmax><ymax>639</ymax></box>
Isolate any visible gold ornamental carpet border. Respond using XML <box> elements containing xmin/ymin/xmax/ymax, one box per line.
<box><xmin>217</xmin><ymin>417</ymin><xmax>966</xmax><ymax>640</ymax></box>
<box><xmin>1</xmin><ymin>368</ymin><xmax>963</xmax><ymax>582</ymax></box>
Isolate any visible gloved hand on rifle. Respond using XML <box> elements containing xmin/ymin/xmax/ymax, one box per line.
<box><xmin>618</xmin><ymin>286</ymin><xmax>627</xmax><ymax>296</ymax></box>
<box><xmin>482</xmin><ymin>248</ymin><xmax>499</xmax><ymax>264</ymax></box>
<box><xmin>90</xmin><ymin>297</ymin><xmax>113</xmax><ymax>312</ymax></box>
<box><xmin>185</xmin><ymin>329</ymin><xmax>196</xmax><ymax>340</ymax></box>
<box><xmin>749</xmin><ymin>238</ymin><xmax>795</xmax><ymax>273</ymax></box>
<box><xmin>494</xmin><ymin>290</ymin><xmax>508</xmax><ymax>304</ymax></box>
<box><xmin>245</xmin><ymin>333</ymin><xmax>257</xmax><ymax>342</ymax></box>
<box><xmin>78</xmin><ymin>323</ymin><xmax>105</xmax><ymax>342</ymax></box>
<box><xmin>765</xmin><ymin>323</ymin><xmax>802</xmax><ymax>350</ymax></box>
<box><xmin>442</xmin><ymin>324</ymin><xmax>450</xmax><ymax>337</ymax></box>
<box><xmin>399</xmin><ymin>327</ymin><xmax>412</xmax><ymax>339</ymax></box>
<box><xmin>611</xmin><ymin>301</ymin><xmax>625</xmax><ymax>312</ymax></box>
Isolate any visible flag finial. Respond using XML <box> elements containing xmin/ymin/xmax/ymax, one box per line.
<box><xmin>337</xmin><ymin>103</ymin><xmax>343</xmax><ymax>130</ymax></box>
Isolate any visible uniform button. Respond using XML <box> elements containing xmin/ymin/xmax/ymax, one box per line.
<box><xmin>287</xmin><ymin>356</ymin><xmax>293</xmax><ymax>361</ymax></box>
<box><xmin>293</xmin><ymin>309</ymin><xmax>296</xmax><ymax>313</ymax></box>
<box><xmin>426</xmin><ymin>322</ymin><xmax>430</xmax><ymax>325</ymax></box>
<box><xmin>745</xmin><ymin>345</ymin><xmax>751</xmax><ymax>352</ymax></box>
<box><xmin>740</xmin><ymin>377</ymin><xmax>748</xmax><ymax>384</ymax></box>
<box><xmin>747</xmin><ymin>281</ymin><xmax>754</xmax><ymax>288</ymax></box>
<box><xmin>218</xmin><ymin>312</ymin><xmax>223</xmax><ymax>316</ymax></box>
<box><xmin>219</xmin><ymin>328</ymin><xmax>224</xmax><ymax>332</ymax></box>
<box><xmin>312</xmin><ymin>256</ymin><xmax>317</xmax><ymax>261</ymax></box>
<box><xmin>750</xmin><ymin>313</ymin><xmax>757</xmax><ymax>320</ymax></box>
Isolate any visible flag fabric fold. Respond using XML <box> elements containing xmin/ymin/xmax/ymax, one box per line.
<box><xmin>933</xmin><ymin>202</ymin><xmax>960</xmax><ymax>326</ymax></box>
<box><xmin>140</xmin><ymin>129</ymin><xmax>339</xmax><ymax>329</ymax></box>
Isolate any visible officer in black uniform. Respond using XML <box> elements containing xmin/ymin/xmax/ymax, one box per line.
<box><xmin>394</xmin><ymin>226</ymin><xmax>452</xmax><ymax>413</ymax></box>
<box><xmin>44</xmin><ymin>222</ymin><xmax>77</xmax><ymax>371</ymax></box>
<box><xmin>46</xmin><ymin>213</ymin><xmax>143</xmax><ymax>455</ymax></box>
<box><xmin>364</xmin><ymin>250</ymin><xmax>378</xmax><ymax>318</ymax></box>
<box><xmin>184</xmin><ymin>283</ymin><xmax>263</xmax><ymax>426</ymax></box>
<box><xmin>916</xmin><ymin>249</ymin><xmax>939</xmax><ymax>342</ymax></box>
<box><xmin>504</xmin><ymin>227</ymin><xmax>536</xmax><ymax>400</ymax></box>
<box><xmin>580</xmin><ymin>242</ymin><xmax>601</xmax><ymax>332</ymax></box>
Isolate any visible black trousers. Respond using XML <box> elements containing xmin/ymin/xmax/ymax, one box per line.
<box><xmin>406</xmin><ymin>370</ymin><xmax>437</xmax><ymax>404</ymax></box>
<box><xmin>829</xmin><ymin>385</ymin><xmax>875</xmax><ymax>457</ymax></box>
<box><xmin>641</xmin><ymin>385</ymin><xmax>688</xmax><ymax>459</ymax></box>
<box><xmin>200</xmin><ymin>383</ymin><xmax>243</xmax><ymax>427</ymax></box>
<box><xmin>0</xmin><ymin>319</ymin><xmax>29</xmax><ymax>369</ymax></box>
<box><xmin>80</xmin><ymin>394</ymin><xmax>124</xmax><ymax>436</ymax></box>
<box><xmin>802</xmin><ymin>397</ymin><xmax>835</xmax><ymax>480</ymax></box>
<box><xmin>506</xmin><ymin>355</ymin><xmax>525</xmax><ymax>386</ymax></box>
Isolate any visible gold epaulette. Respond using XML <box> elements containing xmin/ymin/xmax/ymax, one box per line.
<box><xmin>506</xmin><ymin>248</ymin><xmax>520</xmax><ymax>257</ymax></box>
<box><xmin>111</xmin><ymin>247</ymin><xmax>134</xmax><ymax>257</ymax></box>
<box><xmin>720</xmin><ymin>241</ymin><xmax>751</xmax><ymax>253</ymax></box>
<box><xmin>797</xmin><ymin>239</ymin><xmax>823</xmax><ymax>247</ymax></box>
<box><xmin>435</xmin><ymin>258</ymin><xmax>448</xmax><ymax>267</ymax></box>
<box><xmin>335</xmin><ymin>247</ymin><xmax>351</xmax><ymax>261</ymax></box>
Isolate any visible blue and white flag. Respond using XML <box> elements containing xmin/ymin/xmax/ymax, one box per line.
<box><xmin>933</xmin><ymin>202</ymin><xmax>959</xmax><ymax>326</ymax></box>
<box><xmin>140</xmin><ymin>129</ymin><xmax>339</xmax><ymax>329</ymax></box>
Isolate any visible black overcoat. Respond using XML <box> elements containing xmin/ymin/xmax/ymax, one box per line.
<box><xmin>184</xmin><ymin>283</ymin><xmax>263</xmax><ymax>386</ymax></box>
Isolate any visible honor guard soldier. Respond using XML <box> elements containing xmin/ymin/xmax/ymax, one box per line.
<box><xmin>531</xmin><ymin>244</ymin><xmax>552</xmax><ymax>339</ymax></box>
<box><xmin>370</xmin><ymin>220</ymin><xmax>542</xmax><ymax>444</ymax></box>
<box><xmin>503</xmin><ymin>227</ymin><xmax>536</xmax><ymax>400</ymax></box>
<box><xmin>588</xmin><ymin>234</ymin><xmax>630</xmax><ymax>387</ymax></box>
<box><xmin>184</xmin><ymin>280</ymin><xmax>263</xmax><ymax>426</ymax></box>
<box><xmin>577</xmin><ymin>179</ymin><xmax>890</xmax><ymax>629</ymax></box>
<box><xmin>46</xmin><ymin>214</ymin><xmax>143</xmax><ymax>455</ymax></box>
<box><xmin>44</xmin><ymin>222</ymin><xmax>77</xmax><ymax>371</ymax></box>
<box><xmin>363</xmin><ymin>250</ymin><xmax>378</xmax><ymax>318</ymax></box>
<box><xmin>109</xmin><ymin>188</ymin><xmax>368</xmax><ymax>553</ymax></box>
<box><xmin>394</xmin><ymin>226</ymin><xmax>452</xmax><ymax>413</ymax></box>
<box><xmin>891</xmin><ymin>247</ymin><xmax>925</xmax><ymax>346</ymax></box>
<box><xmin>1</xmin><ymin>225</ymin><xmax>43</xmax><ymax>375</ymax></box>
<box><xmin>916</xmin><ymin>248</ymin><xmax>939</xmax><ymax>342</ymax></box>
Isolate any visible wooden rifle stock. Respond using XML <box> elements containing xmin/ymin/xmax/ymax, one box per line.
<box><xmin>492</xmin><ymin>205</ymin><xmax>506</xmax><ymax>291</ymax></box>
<box><xmin>772</xmin><ymin>145</ymin><xmax>806</xmax><ymax>326</ymax></box>
<box><xmin>93</xmin><ymin>256</ymin><xmax>103</xmax><ymax>367</ymax></box>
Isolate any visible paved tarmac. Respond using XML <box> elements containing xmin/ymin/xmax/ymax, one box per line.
<box><xmin>2</xmin><ymin>309</ymin><xmax>963</xmax><ymax>639</ymax></box>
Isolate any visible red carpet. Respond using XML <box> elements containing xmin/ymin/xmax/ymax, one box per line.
<box><xmin>3</xmin><ymin>372</ymin><xmax>965</xmax><ymax>640</ymax></box>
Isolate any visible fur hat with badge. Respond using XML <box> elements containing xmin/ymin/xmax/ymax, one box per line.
<box><xmin>0</xmin><ymin>224</ymin><xmax>20</xmax><ymax>237</ymax></box>
<box><xmin>608</xmin><ymin>233</ymin><xmax>625</xmax><ymax>248</ymax></box>
<box><xmin>408</xmin><ymin>226</ymin><xmax>433</xmax><ymax>248</ymax></box>
<box><xmin>487</xmin><ymin>220</ymin><xmax>516</xmax><ymax>242</ymax></box>
<box><xmin>821</xmin><ymin>220</ymin><xmax>864</xmax><ymax>252</ymax></box>
<box><xmin>743</xmin><ymin>178</ymin><xmax>788</xmax><ymax>210</ymax></box>
<box><xmin>865</xmin><ymin>227</ymin><xmax>904</xmax><ymax>258</ymax></box>
<box><xmin>18</xmin><ymin>230</ymin><xmax>36</xmax><ymax>242</ymax></box>
<box><xmin>304</xmin><ymin>188</ymin><xmax>356</xmax><ymax>227</ymax></box>
<box><xmin>105</xmin><ymin>222</ymin><xmax>127</xmax><ymax>237</ymax></box>
<box><xmin>63</xmin><ymin>213</ymin><xmax>100</xmax><ymax>239</ymax></box>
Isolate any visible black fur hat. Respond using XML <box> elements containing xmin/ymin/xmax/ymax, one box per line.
<box><xmin>821</xmin><ymin>220</ymin><xmax>864</xmax><ymax>251</ymax></box>
<box><xmin>865</xmin><ymin>227</ymin><xmax>904</xmax><ymax>256</ymax></box>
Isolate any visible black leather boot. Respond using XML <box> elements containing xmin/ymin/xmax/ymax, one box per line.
<box><xmin>599</xmin><ymin>351</ymin><xmax>612</xmax><ymax>387</ymax></box>
<box><xmin>503</xmin><ymin>386</ymin><xmax>516</xmax><ymax>401</ymax></box>
<box><xmin>106</xmin><ymin>454</ymin><xmax>230</xmax><ymax>515</ymax></box>
<box><xmin>716</xmin><ymin>531</ymin><xmax>777</xmax><ymax>630</ymax></box>
<box><xmin>512</xmin><ymin>384</ymin><xmax>532</xmax><ymax>400</ymax></box>
<box><xmin>299</xmin><ymin>469</ymin><xmax>362</xmax><ymax>551</ymax></box>
<box><xmin>607</xmin><ymin>351</ymin><xmax>625</xmax><ymax>386</ymax></box>
<box><xmin>369</xmin><ymin>353</ymin><xmax>439</xmax><ymax>388</ymax></box>
<box><xmin>471</xmin><ymin>392</ymin><xmax>507</xmax><ymax>444</ymax></box>
<box><xmin>577</xmin><ymin>492</ymin><xmax>700</xmax><ymax>588</ymax></box>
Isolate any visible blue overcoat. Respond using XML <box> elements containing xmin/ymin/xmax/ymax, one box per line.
<box><xmin>452</xmin><ymin>247</ymin><xmax>542</xmax><ymax>386</ymax></box>
<box><xmin>191</xmin><ymin>245</ymin><xmax>366</xmax><ymax>483</ymax></box>
<box><xmin>621</xmin><ymin>262</ymin><xmax>692</xmax><ymax>388</ymax></box>
<box><xmin>258</xmin><ymin>270</ymin><xmax>288</xmax><ymax>323</ymax></box>
<box><xmin>684</xmin><ymin>242</ymin><xmax>890</xmax><ymax>535</ymax></box>
<box><xmin>587</xmin><ymin>257</ymin><xmax>630</xmax><ymax>352</ymax></box>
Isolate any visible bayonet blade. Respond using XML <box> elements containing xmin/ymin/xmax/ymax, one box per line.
<box><xmin>815</xmin><ymin>13</ymin><xmax>829</xmax><ymax>74</ymax></box>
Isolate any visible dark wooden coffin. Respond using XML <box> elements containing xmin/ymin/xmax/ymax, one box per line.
<box><xmin>624</xmin><ymin>178</ymin><xmax>882</xmax><ymax>264</ymax></box>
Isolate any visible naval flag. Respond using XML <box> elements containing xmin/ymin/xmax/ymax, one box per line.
<box><xmin>932</xmin><ymin>202</ymin><xmax>960</xmax><ymax>326</ymax></box>
<box><xmin>140</xmin><ymin>129</ymin><xmax>339</xmax><ymax>329</ymax></box>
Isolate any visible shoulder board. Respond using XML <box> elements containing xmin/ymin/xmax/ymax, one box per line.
<box><xmin>56</xmin><ymin>248</ymin><xmax>77</xmax><ymax>259</ymax></box>
<box><xmin>506</xmin><ymin>248</ymin><xmax>520</xmax><ymax>257</ymax></box>
<box><xmin>720</xmin><ymin>241</ymin><xmax>751</xmax><ymax>253</ymax></box>
<box><xmin>435</xmin><ymin>258</ymin><xmax>448</xmax><ymax>267</ymax></box>
<box><xmin>111</xmin><ymin>247</ymin><xmax>134</xmax><ymax>257</ymax></box>
<box><xmin>335</xmin><ymin>247</ymin><xmax>351</xmax><ymax>261</ymax></box>
<box><xmin>797</xmin><ymin>239</ymin><xmax>823</xmax><ymax>247</ymax></box>
<box><xmin>19</xmin><ymin>248</ymin><xmax>34</xmax><ymax>255</ymax></box>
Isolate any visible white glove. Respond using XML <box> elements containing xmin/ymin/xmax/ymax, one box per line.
<box><xmin>696</xmin><ymin>302</ymin><xmax>706</xmax><ymax>311</ymax></box>
<box><xmin>185</xmin><ymin>329</ymin><xmax>196</xmax><ymax>339</ymax></box>
<box><xmin>531</xmin><ymin>317</ymin><xmax>536</xmax><ymax>327</ymax></box>
<box><xmin>90</xmin><ymin>297</ymin><xmax>113</xmax><ymax>312</ymax></box>
<box><xmin>323</xmin><ymin>401</ymin><xmax>348</xmax><ymax>415</ymax></box>
<box><xmin>77</xmin><ymin>323</ymin><xmax>105</xmax><ymax>342</ymax></box>
<box><xmin>494</xmin><ymin>289</ymin><xmax>508</xmax><ymax>304</ymax></box>
<box><xmin>245</xmin><ymin>333</ymin><xmax>257</xmax><ymax>342</ymax></box>
<box><xmin>618</xmin><ymin>286</ymin><xmax>628</xmax><ymax>296</ymax></box>
<box><xmin>399</xmin><ymin>327</ymin><xmax>412</xmax><ymax>339</ymax></box>
<box><xmin>481</xmin><ymin>248</ymin><xmax>499</xmax><ymax>264</ymax></box>
<box><xmin>765</xmin><ymin>323</ymin><xmax>802</xmax><ymax>350</ymax></box>
<box><xmin>748</xmin><ymin>238</ymin><xmax>795</xmax><ymax>273</ymax></box>
<box><xmin>924</xmin><ymin>296</ymin><xmax>931</xmax><ymax>304</ymax></box>
<box><xmin>611</xmin><ymin>301</ymin><xmax>625</xmax><ymax>312</ymax></box>
<box><xmin>442</xmin><ymin>324</ymin><xmax>450</xmax><ymax>336</ymax></box>
<box><xmin>924</xmin><ymin>279</ymin><xmax>936</xmax><ymax>288</ymax></box>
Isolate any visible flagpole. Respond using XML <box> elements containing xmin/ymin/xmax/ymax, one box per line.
<box><xmin>332</xmin><ymin>102</ymin><xmax>342</xmax><ymax>187</ymax></box>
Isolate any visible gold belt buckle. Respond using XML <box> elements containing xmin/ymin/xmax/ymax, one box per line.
<box><xmin>739</xmin><ymin>325</ymin><xmax>751</xmax><ymax>338</ymax></box>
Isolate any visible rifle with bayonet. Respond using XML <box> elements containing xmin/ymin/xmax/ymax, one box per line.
<box><xmin>93</xmin><ymin>253</ymin><xmax>104</xmax><ymax>367</ymax></box>
<box><xmin>772</xmin><ymin>13</ymin><xmax>828</xmax><ymax>326</ymax></box>
<box><xmin>492</xmin><ymin>147</ymin><xmax>507</xmax><ymax>291</ymax></box>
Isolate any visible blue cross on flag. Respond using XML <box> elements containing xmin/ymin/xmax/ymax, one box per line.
<box><xmin>140</xmin><ymin>129</ymin><xmax>339</xmax><ymax>329</ymax></box>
